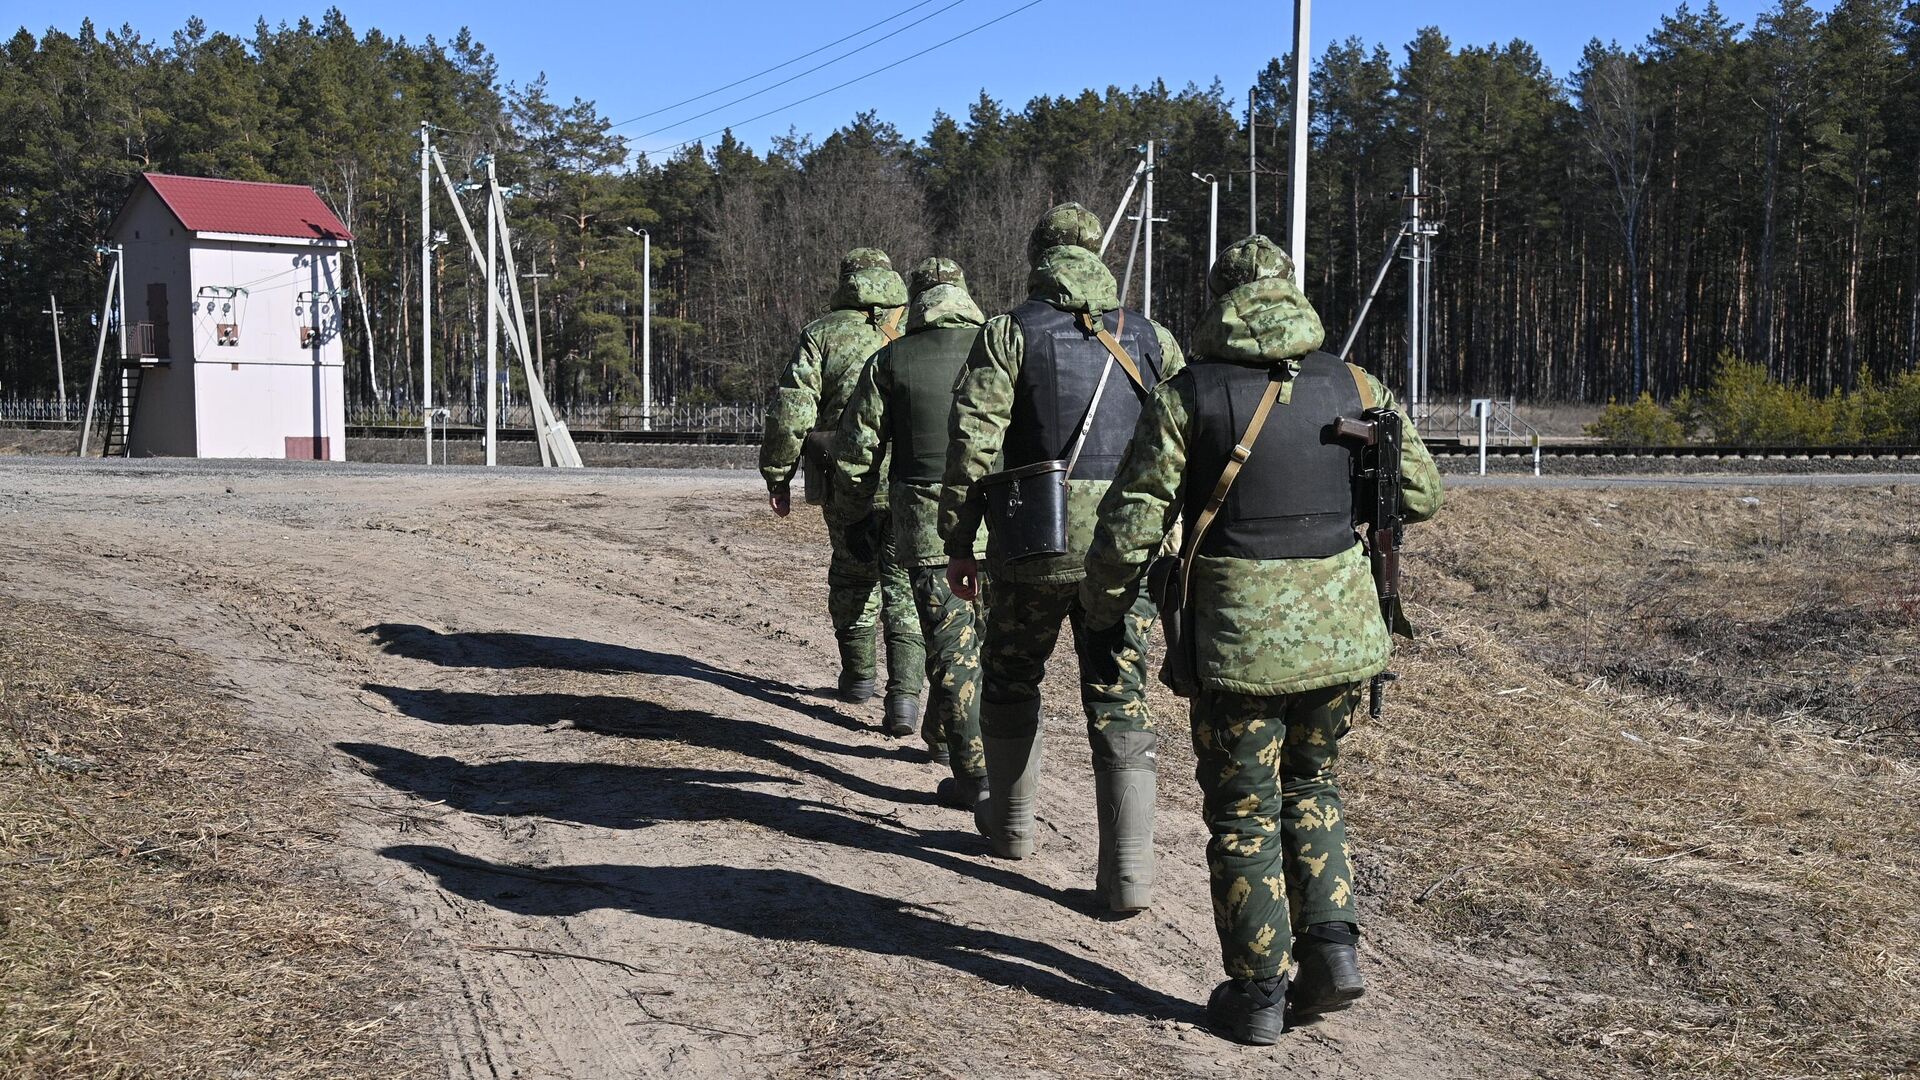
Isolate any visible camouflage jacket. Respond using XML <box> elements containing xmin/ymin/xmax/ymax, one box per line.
<box><xmin>937</xmin><ymin>246</ymin><xmax>1186</xmax><ymax>584</ymax></box>
<box><xmin>830</xmin><ymin>283</ymin><xmax>988</xmax><ymax>566</ymax></box>
<box><xmin>1079</xmin><ymin>275</ymin><xmax>1444</xmax><ymax>697</ymax></box>
<box><xmin>758</xmin><ymin>267</ymin><xmax>909</xmax><ymax>503</ymax></box>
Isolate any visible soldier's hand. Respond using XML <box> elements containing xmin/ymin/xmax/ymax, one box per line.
<box><xmin>946</xmin><ymin>556</ymin><xmax>980</xmax><ymax>602</ymax></box>
<box><xmin>769</xmin><ymin>490</ymin><xmax>791</xmax><ymax>517</ymax></box>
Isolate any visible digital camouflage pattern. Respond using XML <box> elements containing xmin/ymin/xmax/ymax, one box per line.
<box><xmin>1206</xmin><ymin>233</ymin><xmax>1295</xmax><ymax>298</ymax></box>
<box><xmin>1079</xmin><ymin>239</ymin><xmax>1442</xmax><ymax>985</ymax></box>
<box><xmin>1194</xmin><ymin>683</ymin><xmax>1360</xmax><ymax>980</ymax></box>
<box><xmin>827</xmin><ymin>508</ymin><xmax>923</xmax><ymax>700</ymax></box>
<box><xmin>830</xmin><ymin>260</ymin><xmax>987</xmax><ymax>566</ymax></box>
<box><xmin>910</xmin><ymin>566</ymin><xmax>984</xmax><ymax>777</ymax></box>
<box><xmin>1080</xmin><ymin>268</ymin><xmax>1443</xmax><ymax>696</ymax></box>
<box><xmin>978</xmin><ymin>578</ymin><xmax>1159</xmax><ymax>769</ymax></box>
<box><xmin>759</xmin><ymin>260</ymin><xmax>909</xmax><ymax>497</ymax></box>
<box><xmin>937</xmin><ymin>243</ymin><xmax>1186</xmax><ymax>585</ymax></box>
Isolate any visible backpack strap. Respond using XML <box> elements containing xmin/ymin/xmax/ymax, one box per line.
<box><xmin>1079</xmin><ymin>310</ymin><xmax>1148</xmax><ymax>394</ymax></box>
<box><xmin>1347</xmin><ymin>362</ymin><xmax>1377</xmax><ymax>409</ymax></box>
<box><xmin>876</xmin><ymin>306</ymin><xmax>904</xmax><ymax>342</ymax></box>
<box><xmin>1181</xmin><ymin>365</ymin><xmax>1287</xmax><ymax>599</ymax></box>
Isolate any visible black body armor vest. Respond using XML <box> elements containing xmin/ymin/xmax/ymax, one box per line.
<box><xmin>884</xmin><ymin>326</ymin><xmax>979</xmax><ymax>485</ymax></box>
<box><xmin>1002</xmin><ymin>300</ymin><xmax>1163</xmax><ymax>482</ymax></box>
<box><xmin>1183</xmin><ymin>351</ymin><xmax>1366</xmax><ymax>560</ymax></box>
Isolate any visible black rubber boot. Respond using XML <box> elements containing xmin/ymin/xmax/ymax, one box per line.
<box><xmin>935</xmin><ymin>773</ymin><xmax>989</xmax><ymax>814</ymax></box>
<box><xmin>1289</xmin><ymin>923</ymin><xmax>1365</xmax><ymax>1015</ymax></box>
<box><xmin>837</xmin><ymin>671</ymin><xmax>875</xmax><ymax>705</ymax></box>
<box><xmin>1207</xmin><ymin>976</ymin><xmax>1288</xmax><ymax>1045</ymax></box>
<box><xmin>883</xmin><ymin>695</ymin><xmax>920</xmax><ymax>737</ymax></box>
<box><xmin>927</xmin><ymin>742</ymin><xmax>951</xmax><ymax>766</ymax></box>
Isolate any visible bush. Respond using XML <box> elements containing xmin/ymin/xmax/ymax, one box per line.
<box><xmin>1587</xmin><ymin>393</ymin><xmax>1684</xmax><ymax>446</ymax></box>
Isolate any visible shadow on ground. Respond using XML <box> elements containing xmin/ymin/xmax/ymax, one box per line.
<box><xmin>383</xmin><ymin>844</ymin><xmax>1197</xmax><ymax>1024</ymax></box>
<box><xmin>338</xmin><ymin>742</ymin><xmax>1064</xmax><ymax>907</ymax></box>
<box><xmin>363</xmin><ymin>623</ymin><xmax>857</xmax><ymax>730</ymax></box>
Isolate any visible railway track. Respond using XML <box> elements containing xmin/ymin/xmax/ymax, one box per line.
<box><xmin>347</xmin><ymin>424</ymin><xmax>1920</xmax><ymax>461</ymax></box>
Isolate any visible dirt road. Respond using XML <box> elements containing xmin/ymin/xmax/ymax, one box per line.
<box><xmin>0</xmin><ymin>457</ymin><xmax>1549</xmax><ymax>1078</ymax></box>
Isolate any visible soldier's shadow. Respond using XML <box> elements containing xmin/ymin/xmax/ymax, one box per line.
<box><xmin>362</xmin><ymin>685</ymin><xmax>923</xmax><ymax>805</ymax></box>
<box><xmin>363</xmin><ymin>623</ymin><xmax>859</xmax><ymax>731</ymax></box>
<box><xmin>338</xmin><ymin>742</ymin><xmax>1066</xmax><ymax>910</ymax></box>
<box><xmin>383</xmin><ymin>845</ymin><xmax>1198</xmax><ymax>1024</ymax></box>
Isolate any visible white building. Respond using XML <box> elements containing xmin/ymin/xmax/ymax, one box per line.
<box><xmin>106</xmin><ymin>173</ymin><xmax>353</xmax><ymax>460</ymax></box>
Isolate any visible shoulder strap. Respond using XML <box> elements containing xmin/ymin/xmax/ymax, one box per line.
<box><xmin>1346</xmin><ymin>361</ymin><xmax>1376</xmax><ymax>409</ymax></box>
<box><xmin>1181</xmin><ymin>366</ymin><xmax>1287</xmax><ymax>600</ymax></box>
<box><xmin>1080</xmin><ymin>310</ymin><xmax>1148</xmax><ymax>393</ymax></box>
<box><xmin>877</xmin><ymin>306</ymin><xmax>904</xmax><ymax>343</ymax></box>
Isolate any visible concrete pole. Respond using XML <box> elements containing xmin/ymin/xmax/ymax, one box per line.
<box><xmin>484</xmin><ymin>158</ymin><xmax>498</xmax><ymax>467</ymax></box>
<box><xmin>1143</xmin><ymin>140</ymin><xmax>1155</xmax><ymax>321</ymax></box>
<box><xmin>1099</xmin><ymin>155</ymin><xmax>1148</xmax><ymax>257</ymax></box>
<box><xmin>1289</xmin><ymin>0</ymin><xmax>1311</xmax><ymax>288</ymax></box>
<box><xmin>79</xmin><ymin>251</ymin><xmax>121</xmax><ymax>456</ymax></box>
<box><xmin>115</xmin><ymin>244</ymin><xmax>127</xmax><ymax>364</ymax></box>
<box><xmin>420</xmin><ymin>121</ymin><xmax>433</xmax><ymax>464</ymax></box>
<box><xmin>1407</xmin><ymin>167</ymin><xmax>1422</xmax><ymax>414</ymax></box>
<box><xmin>642</xmin><ymin>229</ymin><xmax>652</xmax><ymax>432</ymax></box>
<box><xmin>44</xmin><ymin>294</ymin><xmax>66</xmax><ymax>410</ymax></box>
<box><xmin>1248</xmin><ymin>87</ymin><xmax>1258</xmax><ymax>236</ymax></box>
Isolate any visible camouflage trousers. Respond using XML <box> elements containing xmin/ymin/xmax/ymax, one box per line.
<box><xmin>979</xmin><ymin>578</ymin><xmax>1157</xmax><ymax>770</ymax></box>
<box><xmin>827</xmin><ymin>510</ymin><xmax>923</xmax><ymax>700</ymax></box>
<box><xmin>908</xmin><ymin>566</ymin><xmax>984</xmax><ymax>779</ymax></box>
<box><xmin>1192</xmin><ymin>682</ymin><xmax>1362</xmax><ymax>981</ymax></box>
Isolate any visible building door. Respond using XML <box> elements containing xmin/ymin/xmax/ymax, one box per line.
<box><xmin>145</xmin><ymin>283</ymin><xmax>170</xmax><ymax>359</ymax></box>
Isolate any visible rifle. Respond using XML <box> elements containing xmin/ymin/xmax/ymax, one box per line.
<box><xmin>1334</xmin><ymin>408</ymin><xmax>1410</xmax><ymax>720</ymax></box>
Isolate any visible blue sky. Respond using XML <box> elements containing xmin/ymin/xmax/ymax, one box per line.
<box><xmin>13</xmin><ymin>1</ymin><xmax>1794</xmax><ymax>157</ymax></box>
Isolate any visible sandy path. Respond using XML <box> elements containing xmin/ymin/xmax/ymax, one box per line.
<box><xmin>0</xmin><ymin>458</ymin><xmax>1512</xmax><ymax>1079</ymax></box>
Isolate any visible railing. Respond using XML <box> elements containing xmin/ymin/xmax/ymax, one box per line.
<box><xmin>1413</xmin><ymin>399</ymin><xmax>1541</xmax><ymax>446</ymax></box>
<box><xmin>347</xmin><ymin>401</ymin><xmax>765</xmax><ymax>433</ymax></box>
<box><xmin>0</xmin><ymin>398</ymin><xmax>90</xmax><ymax>424</ymax></box>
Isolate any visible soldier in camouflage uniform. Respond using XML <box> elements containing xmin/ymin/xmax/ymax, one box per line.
<box><xmin>938</xmin><ymin>204</ymin><xmax>1185</xmax><ymax>914</ymax></box>
<box><xmin>830</xmin><ymin>258</ymin><xmax>990</xmax><ymax>814</ymax></box>
<box><xmin>1080</xmin><ymin>236</ymin><xmax>1443</xmax><ymax>1044</ymax></box>
<box><xmin>760</xmin><ymin>249</ymin><xmax>925</xmax><ymax>728</ymax></box>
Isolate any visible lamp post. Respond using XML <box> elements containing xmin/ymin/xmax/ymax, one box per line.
<box><xmin>625</xmin><ymin>226</ymin><xmax>652</xmax><ymax>431</ymax></box>
<box><xmin>1191</xmin><ymin>172</ymin><xmax>1219</xmax><ymax>294</ymax></box>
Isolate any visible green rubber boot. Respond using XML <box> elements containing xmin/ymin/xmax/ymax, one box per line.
<box><xmin>1094</xmin><ymin>767</ymin><xmax>1156</xmax><ymax>914</ymax></box>
<box><xmin>980</xmin><ymin>698</ymin><xmax>1043</xmax><ymax>859</ymax></box>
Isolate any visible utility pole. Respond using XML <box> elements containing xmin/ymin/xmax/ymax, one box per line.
<box><xmin>42</xmin><ymin>293</ymin><xmax>66</xmax><ymax>410</ymax></box>
<box><xmin>483</xmin><ymin>155</ymin><xmax>498</xmax><ymax>467</ymax></box>
<box><xmin>1289</xmin><ymin>0</ymin><xmax>1312</xmax><ymax>287</ymax></box>
<box><xmin>640</xmin><ymin>229</ymin><xmax>652</xmax><ymax>432</ymax></box>
<box><xmin>419</xmin><ymin>121</ymin><xmax>433</xmax><ymax>464</ymax></box>
<box><xmin>1143</xmin><ymin>141</ymin><xmax>1156</xmax><ymax>321</ymax></box>
<box><xmin>1248</xmin><ymin>87</ymin><xmax>1258</xmax><ymax>236</ymax></box>
<box><xmin>524</xmin><ymin>251</ymin><xmax>549</xmax><ymax>385</ymax></box>
<box><xmin>79</xmin><ymin>245</ymin><xmax>125</xmax><ymax>456</ymax></box>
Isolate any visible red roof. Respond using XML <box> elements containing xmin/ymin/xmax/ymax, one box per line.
<box><xmin>135</xmin><ymin>173</ymin><xmax>353</xmax><ymax>242</ymax></box>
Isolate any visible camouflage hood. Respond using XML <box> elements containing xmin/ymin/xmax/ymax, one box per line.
<box><xmin>1191</xmin><ymin>276</ymin><xmax>1326</xmax><ymax>367</ymax></box>
<box><xmin>1025</xmin><ymin>245</ymin><xmax>1122</xmax><ymax>315</ymax></box>
<box><xmin>907</xmin><ymin>283</ymin><xmax>985</xmax><ymax>332</ymax></box>
<box><xmin>831</xmin><ymin>266</ymin><xmax>909</xmax><ymax>312</ymax></box>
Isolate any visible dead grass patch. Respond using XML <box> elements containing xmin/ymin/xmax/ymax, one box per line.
<box><xmin>0</xmin><ymin>592</ymin><xmax>420</xmax><ymax>1078</ymax></box>
<box><xmin>1347</xmin><ymin>486</ymin><xmax>1920</xmax><ymax>1078</ymax></box>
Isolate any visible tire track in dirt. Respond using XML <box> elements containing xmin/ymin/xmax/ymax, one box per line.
<box><xmin>0</xmin><ymin>460</ymin><xmax>1525</xmax><ymax>1078</ymax></box>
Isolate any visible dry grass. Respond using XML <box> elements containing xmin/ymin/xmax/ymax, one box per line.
<box><xmin>1348</xmin><ymin>486</ymin><xmax>1920</xmax><ymax>1078</ymax></box>
<box><xmin>0</xmin><ymin>592</ymin><xmax>421</xmax><ymax>1078</ymax></box>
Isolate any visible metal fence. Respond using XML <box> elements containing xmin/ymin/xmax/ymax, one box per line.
<box><xmin>1413</xmin><ymin>399</ymin><xmax>1541</xmax><ymax>445</ymax></box>
<box><xmin>0</xmin><ymin>398</ymin><xmax>89</xmax><ymax>424</ymax></box>
<box><xmin>345</xmin><ymin>401</ymin><xmax>765</xmax><ymax>433</ymax></box>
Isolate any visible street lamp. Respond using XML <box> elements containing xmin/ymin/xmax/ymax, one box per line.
<box><xmin>625</xmin><ymin>226</ymin><xmax>652</xmax><ymax>431</ymax></box>
<box><xmin>1191</xmin><ymin>172</ymin><xmax>1219</xmax><ymax>294</ymax></box>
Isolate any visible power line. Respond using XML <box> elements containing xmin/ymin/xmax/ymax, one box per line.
<box><xmin>630</xmin><ymin>0</ymin><xmax>970</xmax><ymax>142</ymax></box>
<box><xmin>608</xmin><ymin>0</ymin><xmax>955</xmax><ymax>131</ymax></box>
<box><xmin>644</xmin><ymin>0</ymin><xmax>1049</xmax><ymax>158</ymax></box>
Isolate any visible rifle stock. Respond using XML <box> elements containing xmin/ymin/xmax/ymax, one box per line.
<box><xmin>1337</xmin><ymin>408</ymin><xmax>1406</xmax><ymax>719</ymax></box>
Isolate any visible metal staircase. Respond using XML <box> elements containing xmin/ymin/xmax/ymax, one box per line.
<box><xmin>100</xmin><ymin>363</ymin><xmax>143</xmax><ymax>458</ymax></box>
